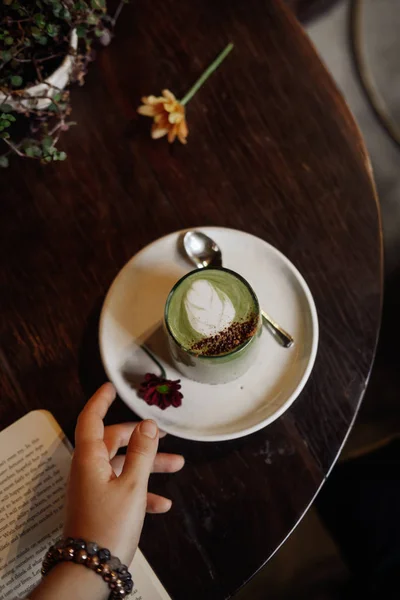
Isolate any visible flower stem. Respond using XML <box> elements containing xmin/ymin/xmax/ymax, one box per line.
<box><xmin>141</xmin><ymin>345</ymin><xmax>166</xmax><ymax>378</ymax></box>
<box><xmin>180</xmin><ymin>42</ymin><xmax>234</xmax><ymax>106</ymax></box>
<box><xmin>112</xmin><ymin>0</ymin><xmax>126</xmax><ymax>27</ymax></box>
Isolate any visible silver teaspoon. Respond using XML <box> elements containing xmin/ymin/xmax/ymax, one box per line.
<box><xmin>182</xmin><ymin>231</ymin><xmax>294</xmax><ymax>348</ymax></box>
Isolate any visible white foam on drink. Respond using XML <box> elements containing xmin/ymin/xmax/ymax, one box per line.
<box><xmin>184</xmin><ymin>279</ymin><xmax>235</xmax><ymax>337</ymax></box>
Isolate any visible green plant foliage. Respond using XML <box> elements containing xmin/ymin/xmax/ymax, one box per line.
<box><xmin>0</xmin><ymin>0</ymin><xmax>110</xmax><ymax>166</ymax></box>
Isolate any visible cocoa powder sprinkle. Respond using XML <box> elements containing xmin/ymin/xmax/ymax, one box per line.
<box><xmin>190</xmin><ymin>313</ymin><xmax>258</xmax><ymax>356</ymax></box>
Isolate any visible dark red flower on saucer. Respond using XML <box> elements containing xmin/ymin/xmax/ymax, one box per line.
<box><xmin>138</xmin><ymin>373</ymin><xmax>183</xmax><ymax>410</ymax></box>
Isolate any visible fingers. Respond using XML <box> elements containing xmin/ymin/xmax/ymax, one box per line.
<box><xmin>104</xmin><ymin>423</ymin><xmax>138</xmax><ymax>459</ymax></box>
<box><xmin>147</xmin><ymin>493</ymin><xmax>172</xmax><ymax>514</ymax></box>
<box><xmin>109</xmin><ymin>457</ymin><xmax>173</xmax><ymax>513</ymax></box>
<box><xmin>152</xmin><ymin>453</ymin><xmax>185</xmax><ymax>473</ymax></box>
<box><xmin>75</xmin><ymin>383</ymin><xmax>116</xmax><ymax>448</ymax></box>
<box><xmin>104</xmin><ymin>423</ymin><xmax>167</xmax><ymax>459</ymax></box>
<box><xmin>111</xmin><ymin>452</ymin><xmax>185</xmax><ymax>476</ymax></box>
<box><xmin>110</xmin><ymin>454</ymin><xmax>125</xmax><ymax>477</ymax></box>
<box><xmin>121</xmin><ymin>420</ymin><xmax>159</xmax><ymax>487</ymax></box>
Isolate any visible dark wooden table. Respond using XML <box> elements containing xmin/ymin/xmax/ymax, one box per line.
<box><xmin>0</xmin><ymin>0</ymin><xmax>382</xmax><ymax>598</ymax></box>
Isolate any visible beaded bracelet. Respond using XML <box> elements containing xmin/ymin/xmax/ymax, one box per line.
<box><xmin>41</xmin><ymin>537</ymin><xmax>134</xmax><ymax>598</ymax></box>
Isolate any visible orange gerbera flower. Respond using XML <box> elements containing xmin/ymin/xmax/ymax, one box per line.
<box><xmin>137</xmin><ymin>90</ymin><xmax>188</xmax><ymax>144</ymax></box>
<box><xmin>137</xmin><ymin>43</ymin><xmax>233</xmax><ymax>145</ymax></box>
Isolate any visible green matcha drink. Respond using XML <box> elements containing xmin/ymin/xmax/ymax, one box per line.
<box><xmin>164</xmin><ymin>268</ymin><xmax>262</xmax><ymax>384</ymax></box>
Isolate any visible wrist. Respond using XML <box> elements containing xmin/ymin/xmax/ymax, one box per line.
<box><xmin>31</xmin><ymin>561</ymin><xmax>109</xmax><ymax>600</ymax></box>
<box><xmin>40</xmin><ymin>537</ymin><xmax>134</xmax><ymax>599</ymax></box>
<box><xmin>63</xmin><ymin>522</ymin><xmax>137</xmax><ymax>567</ymax></box>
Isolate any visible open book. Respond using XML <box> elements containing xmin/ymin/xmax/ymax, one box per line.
<box><xmin>0</xmin><ymin>411</ymin><xmax>171</xmax><ymax>600</ymax></box>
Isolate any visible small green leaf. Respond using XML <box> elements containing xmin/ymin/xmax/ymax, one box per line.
<box><xmin>24</xmin><ymin>147</ymin><xmax>36</xmax><ymax>158</ymax></box>
<box><xmin>34</xmin><ymin>13</ymin><xmax>46</xmax><ymax>28</ymax></box>
<box><xmin>52</xmin><ymin>1</ymin><xmax>63</xmax><ymax>16</ymax></box>
<box><xmin>58</xmin><ymin>151</ymin><xmax>67</xmax><ymax>161</ymax></box>
<box><xmin>0</xmin><ymin>104</ymin><xmax>13</xmax><ymax>113</ymax></box>
<box><xmin>95</xmin><ymin>28</ymin><xmax>103</xmax><ymax>37</ymax></box>
<box><xmin>0</xmin><ymin>156</ymin><xmax>9</xmax><ymax>168</ymax></box>
<box><xmin>42</xmin><ymin>136</ymin><xmax>53</xmax><ymax>151</ymax></box>
<box><xmin>0</xmin><ymin>132</ymin><xmax>11</xmax><ymax>140</ymax></box>
<box><xmin>4</xmin><ymin>36</ymin><xmax>14</xmax><ymax>45</ymax></box>
<box><xmin>91</xmin><ymin>0</ymin><xmax>106</xmax><ymax>8</ymax></box>
<box><xmin>10</xmin><ymin>75</ymin><xmax>23</xmax><ymax>88</ymax></box>
<box><xmin>76</xmin><ymin>24</ymin><xmax>87</xmax><ymax>38</ymax></box>
<box><xmin>87</xmin><ymin>13</ymin><xmax>98</xmax><ymax>25</ymax></box>
<box><xmin>34</xmin><ymin>146</ymin><xmax>43</xmax><ymax>157</ymax></box>
<box><xmin>1</xmin><ymin>50</ymin><xmax>12</xmax><ymax>62</ymax></box>
<box><xmin>24</xmin><ymin>143</ymin><xmax>42</xmax><ymax>158</ymax></box>
<box><xmin>1</xmin><ymin>113</ymin><xmax>16</xmax><ymax>123</ymax></box>
<box><xmin>62</xmin><ymin>7</ymin><xmax>71</xmax><ymax>20</ymax></box>
<box><xmin>46</xmin><ymin>23</ymin><xmax>59</xmax><ymax>37</ymax></box>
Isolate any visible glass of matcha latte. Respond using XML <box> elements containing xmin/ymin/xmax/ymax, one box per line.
<box><xmin>164</xmin><ymin>267</ymin><xmax>262</xmax><ymax>384</ymax></box>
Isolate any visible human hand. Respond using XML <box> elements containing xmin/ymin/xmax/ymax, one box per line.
<box><xmin>63</xmin><ymin>382</ymin><xmax>184</xmax><ymax>567</ymax></box>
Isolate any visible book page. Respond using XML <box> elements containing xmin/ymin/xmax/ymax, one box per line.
<box><xmin>0</xmin><ymin>411</ymin><xmax>171</xmax><ymax>600</ymax></box>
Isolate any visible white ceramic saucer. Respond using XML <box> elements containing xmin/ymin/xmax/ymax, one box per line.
<box><xmin>99</xmin><ymin>227</ymin><xmax>318</xmax><ymax>442</ymax></box>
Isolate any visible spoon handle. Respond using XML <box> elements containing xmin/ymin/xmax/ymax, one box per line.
<box><xmin>261</xmin><ymin>310</ymin><xmax>294</xmax><ymax>348</ymax></box>
<box><xmin>189</xmin><ymin>242</ymin><xmax>294</xmax><ymax>348</ymax></box>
